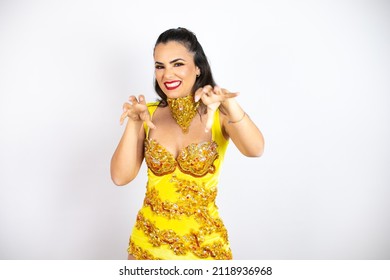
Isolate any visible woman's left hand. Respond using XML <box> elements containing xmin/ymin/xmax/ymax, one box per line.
<box><xmin>194</xmin><ymin>85</ymin><xmax>239</xmax><ymax>132</ymax></box>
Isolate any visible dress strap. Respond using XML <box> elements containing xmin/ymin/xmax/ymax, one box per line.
<box><xmin>144</xmin><ymin>102</ymin><xmax>159</xmax><ymax>138</ymax></box>
<box><xmin>211</xmin><ymin>109</ymin><xmax>229</xmax><ymax>155</ymax></box>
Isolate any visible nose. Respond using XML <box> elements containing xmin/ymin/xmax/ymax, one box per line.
<box><xmin>163</xmin><ymin>66</ymin><xmax>175</xmax><ymax>80</ymax></box>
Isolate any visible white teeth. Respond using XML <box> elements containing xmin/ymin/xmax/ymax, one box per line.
<box><xmin>166</xmin><ymin>81</ymin><xmax>180</xmax><ymax>88</ymax></box>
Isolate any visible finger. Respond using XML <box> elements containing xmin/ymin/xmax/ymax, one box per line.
<box><xmin>202</xmin><ymin>85</ymin><xmax>213</xmax><ymax>96</ymax></box>
<box><xmin>220</xmin><ymin>88</ymin><xmax>239</xmax><ymax>98</ymax></box>
<box><xmin>133</xmin><ymin>95</ymin><xmax>148</xmax><ymax>115</ymax></box>
<box><xmin>145</xmin><ymin>119</ymin><xmax>156</xmax><ymax>130</ymax></box>
<box><xmin>203</xmin><ymin>85</ymin><xmax>213</xmax><ymax>92</ymax></box>
<box><xmin>119</xmin><ymin>110</ymin><xmax>128</xmax><ymax>125</ymax></box>
<box><xmin>225</xmin><ymin>91</ymin><xmax>239</xmax><ymax>99</ymax></box>
<box><xmin>199</xmin><ymin>91</ymin><xmax>218</xmax><ymax>106</ymax></box>
<box><xmin>219</xmin><ymin>89</ymin><xmax>239</xmax><ymax>103</ymax></box>
<box><xmin>135</xmin><ymin>95</ymin><xmax>156</xmax><ymax>129</ymax></box>
<box><xmin>194</xmin><ymin>87</ymin><xmax>204</xmax><ymax>102</ymax></box>
<box><xmin>214</xmin><ymin>86</ymin><xmax>222</xmax><ymax>95</ymax></box>
<box><xmin>197</xmin><ymin>85</ymin><xmax>218</xmax><ymax>105</ymax></box>
<box><xmin>120</xmin><ymin>103</ymin><xmax>131</xmax><ymax>124</ymax></box>
<box><xmin>138</xmin><ymin>94</ymin><xmax>146</xmax><ymax>105</ymax></box>
<box><xmin>128</xmin><ymin>95</ymin><xmax>139</xmax><ymax>105</ymax></box>
<box><xmin>122</xmin><ymin>102</ymin><xmax>130</xmax><ymax>112</ymax></box>
<box><xmin>141</xmin><ymin>108</ymin><xmax>156</xmax><ymax>129</ymax></box>
<box><xmin>205</xmin><ymin>107</ymin><xmax>216</xmax><ymax>133</ymax></box>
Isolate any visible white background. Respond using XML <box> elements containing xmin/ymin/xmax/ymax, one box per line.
<box><xmin>0</xmin><ymin>0</ymin><xmax>389</xmax><ymax>259</ymax></box>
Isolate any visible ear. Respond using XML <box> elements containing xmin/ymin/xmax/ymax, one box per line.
<box><xmin>196</xmin><ymin>67</ymin><xmax>201</xmax><ymax>77</ymax></box>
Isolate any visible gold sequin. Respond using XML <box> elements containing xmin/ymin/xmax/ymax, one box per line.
<box><xmin>144</xmin><ymin>139</ymin><xmax>176</xmax><ymax>176</ymax></box>
<box><xmin>143</xmin><ymin>177</ymin><xmax>217</xmax><ymax>219</ymax></box>
<box><xmin>128</xmin><ymin>240</ymin><xmax>161</xmax><ymax>260</ymax></box>
<box><xmin>134</xmin><ymin>212</ymin><xmax>232</xmax><ymax>260</ymax></box>
<box><xmin>138</xmin><ymin>176</ymin><xmax>230</xmax><ymax>259</ymax></box>
<box><xmin>144</xmin><ymin>139</ymin><xmax>219</xmax><ymax>177</ymax></box>
<box><xmin>167</xmin><ymin>94</ymin><xmax>200</xmax><ymax>133</ymax></box>
<box><xmin>130</xmin><ymin>107</ymin><xmax>231</xmax><ymax>260</ymax></box>
<box><xmin>177</xmin><ymin>141</ymin><xmax>218</xmax><ymax>177</ymax></box>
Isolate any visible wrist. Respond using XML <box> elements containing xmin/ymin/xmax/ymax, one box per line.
<box><xmin>228</xmin><ymin>111</ymin><xmax>247</xmax><ymax>124</ymax></box>
<box><xmin>125</xmin><ymin>117</ymin><xmax>143</xmax><ymax>131</ymax></box>
<box><xmin>220</xmin><ymin>98</ymin><xmax>245</xmax><ymax>122</ymax></box>
<box><xmin>220</xmin><ymin>97</ymin><xmax>235</xmax><ymax>111</ymax></box>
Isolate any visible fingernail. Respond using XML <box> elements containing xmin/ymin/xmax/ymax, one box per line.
<box><xmin>195</xmin><ymin>95</ymin><xmax>200</xmax><ymax>102</ymax></box>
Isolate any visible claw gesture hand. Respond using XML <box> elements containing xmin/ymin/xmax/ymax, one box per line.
<box><xmin>120</xmin><ymin>95</ymin><xmax>156</xmax><ymax>129</ymax></box>
<box><xmin>194</xmin><ymin>86</ymin><xmax>239</xmax><ymax>132</ymax></box>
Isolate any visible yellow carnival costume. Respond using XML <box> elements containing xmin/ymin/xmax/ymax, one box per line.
<box><xmin>128</xmin><ymin>102</ymin><xmax>232</xmax><ymax>260</ymax></box>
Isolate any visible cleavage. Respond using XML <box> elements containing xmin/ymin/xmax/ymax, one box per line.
<box><xmin>147</xmin><ymin>105</ymin><xmax>213</xmax><ymax>158</ymax></box>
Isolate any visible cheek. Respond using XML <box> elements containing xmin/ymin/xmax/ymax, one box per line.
<box><xmin>178</xmin><ymin>68</ymin><xmax>195</xmax><ymax>80</ymax></box>
<box><xmin>155</xmin><ymin>71</ymin><xmax>164</xmax><ymax>85</ymax></box>
<box><xmin>155</xmin><ymin>70</ymin><xmax>162</xmax><ymax>79</ymax></box>
<box><xmin>155</xmin><ymin>72</ymin><xmax>164</xmax><ymax>88</ymax></box>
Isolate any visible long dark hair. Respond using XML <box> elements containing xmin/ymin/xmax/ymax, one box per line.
<box><xmin>153</xmin><ymin>27</ymin><xmax>216</xmax><ymax>108</ymax></box>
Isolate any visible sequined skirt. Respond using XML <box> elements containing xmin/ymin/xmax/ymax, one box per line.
<box><xmin>127</xmin><ymin>176</ymin><xmax>232</xmax><ymax>260</ymax></box>
<box><xmin>128</xmin><ymin>209</ymin><xmax>232</xmax><ymax>260</ymax></box>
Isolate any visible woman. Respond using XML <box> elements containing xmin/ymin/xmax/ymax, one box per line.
<box><xmin>111</xmin><ymin>27</ymin><xmax>264</xmax><ymax>260</ymax></box>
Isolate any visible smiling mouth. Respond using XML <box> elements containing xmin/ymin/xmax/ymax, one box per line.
<box><xmin>164</xmin><ymin>81</ymin><xmax>182</xmax><ymax>90</ymax></box>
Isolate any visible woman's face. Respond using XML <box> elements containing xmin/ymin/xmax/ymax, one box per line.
<box><xmin>154</xmin><ymin>41</ymin><xmax>200</xmax><ymax>99</ymax></box>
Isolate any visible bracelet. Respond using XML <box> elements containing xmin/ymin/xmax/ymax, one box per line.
<box><xmin>228</xmin><ymin>112</ymin><xmax>247</xmax><ymax>124</ymax></box>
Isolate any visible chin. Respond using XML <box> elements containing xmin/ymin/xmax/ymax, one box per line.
<box><xmin>165</xmin><ymin>92</ymin><xmax>186</xmax><ymax>99</ymax></box>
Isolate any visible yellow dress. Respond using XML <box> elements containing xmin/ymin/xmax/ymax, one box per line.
<box><xmin>128</xmin><ymin>102</ymin><xmax>232</xmax><ymax>260</ymax></box>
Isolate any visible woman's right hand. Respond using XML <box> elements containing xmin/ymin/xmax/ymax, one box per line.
<box><xmin>120</xmin><ymin>95</ymin><xmax>156</xmax><ymax>129</ymax></box>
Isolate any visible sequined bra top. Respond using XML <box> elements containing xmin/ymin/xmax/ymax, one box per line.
<box><xmin>144</xmin><ymin>103</ymin><xmax>227</xmax><ymax>178</ymax></box>
<box><xmin>145</xmin><ymin>139</ymin><xmax>218</xmax><ymax>177</ymax></box>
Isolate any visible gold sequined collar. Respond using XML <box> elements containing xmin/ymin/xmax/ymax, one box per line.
<box><xmin>167</xmin><ymin>94</ymin><xmax>200</xmax><ymax>133</ymax></box>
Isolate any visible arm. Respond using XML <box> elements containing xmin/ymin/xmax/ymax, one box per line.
<box><xmin>195</xmin><ymin>86</ymin><xmax>264</xmax><ymax>157</ymax></box>
<box><xmin>110</xmin><ymin>95</ymin><xmax>155</xmax><ymax>186</ymax></box>
<box><xmin>110</xmin><ymin>119</ymin><xmax>144</xmax><ymax>186</ymax></box>
<box><xmin>220</xmin><ymin>98</ymin><xmax>264</xmax><ymax>157</ymax></box>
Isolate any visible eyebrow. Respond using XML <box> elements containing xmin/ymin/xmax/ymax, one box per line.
<box><xmin>155</xmin><ymin>58</ymin><xmax>186</xmax><ymax>65</ymax></box>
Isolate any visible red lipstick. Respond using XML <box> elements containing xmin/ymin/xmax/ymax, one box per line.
<box><xmin>164</xmin><ymin>80</ymin><xmax>182</xmax><ymax>90</ymax></box>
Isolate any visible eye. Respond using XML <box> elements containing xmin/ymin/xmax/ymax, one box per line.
<box><xmin>155</xmin><ymin>65</ymin><xmax>164</xmax><ymax>69</ymax></box>
<box><xmin>174</xmin><ymin>62</ymin><xmax>184</xmax><ymax>67</ymax></box>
